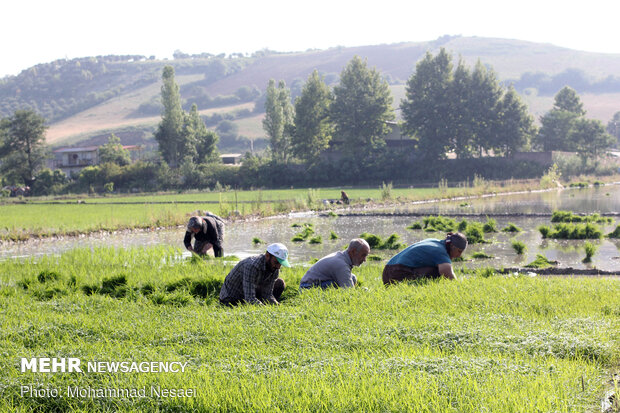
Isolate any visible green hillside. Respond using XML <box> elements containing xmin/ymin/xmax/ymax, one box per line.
<box><xmin>2</xmin><ymin>36</ymin><xmax>620</xmax><ymax>149</ymax></box>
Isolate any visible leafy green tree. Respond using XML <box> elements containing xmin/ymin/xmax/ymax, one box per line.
<box><xmin>493</xmin><ymin>86</ymin><xmax>537</xmax><ymax>156</ymax></box>
<box><xmin>154</xmin><ymin>66</ymin><xmax>191</xmax><ymax>168</ymax></box>
<box><xmin>216</xmin><ymin>120</ymin><xmax>239</xmax><ymax>146</ymax></box>
<box><xmin>449</xmin><ymin>60</ymin><xmax>474</xmax><ymax>158</ymax></box>
<box><xmin>606</xmin><ymin>111</ymin><xmax>620</xmax><ymax>146</ymax></box>
<box><xmin>263</xmin><ymin>79</ymin><xmax>294</xmax><ymax>163</ymax></box>
<box><xmin>31</xmin><ymin>168</ymin><xmax>67</xmax><ymax>195</ymax></box>
<box><xmin>469</xmin><ymin>61</ymin><xmax>503</xmax><ymax>156</ymax></box>
<box><xmin>535</xmin><ymin>109</ymin><xmax>579</xmax><ymax>151</ymax></box>
<box><xmin>401</xmin><ymin>49</ymin><xmax>452</xmax><ymax>160</ymax></box>
<box><xmin>0</xmin><ymin>109</ymin><xmax>49</xmax><ymax>186</ymax></box>
<box><xmin>98</xmin><ymin>134</ymin><xmax>131</xmax><ymax>166</ymax></box>
<box><xmin>534</xmin><ymin>87</ymin><xmax>586</xmax><ymax>151</ymax></box>
<box><xmin>185</xmin><ymin>104</ymin><xmax>219</xmax><ymax>164</ymax></box>
<box><xmin>292</xmin><ymin>70</ymin><xmax>333</xmax><ymax>162</ymax></box>
<box><xmin>331</xmin><ymin>56</ymin><xmax>394</xmax><ymax>154</ymax></box>
<box><xmin>553</xmin><ymin>86</ymin><xmax>586</xmax><ymax>115</ymax></box>
<box><xmin>568</xmin><ymin>118</ymin><xmax>615</xmax><ymax>164</ymax></box>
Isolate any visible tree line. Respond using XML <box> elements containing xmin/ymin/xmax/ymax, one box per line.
<box><xmin>261</xmin><ymin>49</ymin><xmax>616</xmax><ymax>165</ymax></box>
<box><xmin>1</xmin><ymin>49</ymin><xmax>618</xmax><ymax>196</ymax></box>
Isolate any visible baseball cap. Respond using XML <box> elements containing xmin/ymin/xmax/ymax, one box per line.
<box><xmin>266</xmin><ymin>243</ymin><xmax>291</xmax><ymax>267</ymax></box>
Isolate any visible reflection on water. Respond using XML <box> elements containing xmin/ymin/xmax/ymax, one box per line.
<box><xmin>2</xmin><ymin>185</ymin><xmax>620</xmax><ymax>272</ymax></box>
<box><xmin>387</xmin><ymin>185</ymin><xmax>620</xmax><ymax>215</ymax></box>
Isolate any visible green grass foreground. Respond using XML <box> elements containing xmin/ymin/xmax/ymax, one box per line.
<box><xmin>1</xmin><ymin>246</ymin><xmax>618</xmax><ymax>412</ymax></box>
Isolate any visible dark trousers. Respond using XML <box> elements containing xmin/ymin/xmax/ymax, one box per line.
<box><xmin>194</xmin><ymin>240</ymin><xmax>223</xmax><ymax>257</ymax></box>
<box><xmin>382</xmin><ymin>264</ymin><xmax>440</xmax><ymax>285</ymax></box>
<box><xmin>220</xmin><ymin>278</ymin><xmax>286</xmax><ymax>306</ymax></box>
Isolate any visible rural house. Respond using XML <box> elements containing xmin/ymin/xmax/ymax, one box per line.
<box><xmin>49</xmin><ymin>145</ymin><xmax>142</xmax><ymax>178</ymax></box>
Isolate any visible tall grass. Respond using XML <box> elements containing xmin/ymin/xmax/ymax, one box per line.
<box><xmin>0</xmin><ymin>246</ymin><xmax>618</xmax><ymax>412</ymax></box>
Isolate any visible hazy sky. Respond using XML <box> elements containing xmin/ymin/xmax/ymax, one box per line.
<box><xmin>3</xmin><ymin>0</ymin><xmax>620</xmax><ymax>77</ymax></box>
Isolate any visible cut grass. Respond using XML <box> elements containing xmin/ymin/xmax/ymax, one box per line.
<box><xmin>0</xmin><ymin>246</ymin><xmax>618</xmax><ymax>412</ymax></box>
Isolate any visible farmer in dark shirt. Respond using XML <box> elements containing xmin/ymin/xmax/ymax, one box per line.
<box><xmin>219</xmin><ymin>243</ymin><xmax>290</xmax><ymax>306</ymax></box>
<box><xmin>184</xmin><ymin>215</ymin><xmax>224</xmax><ymax>257</ymax></box>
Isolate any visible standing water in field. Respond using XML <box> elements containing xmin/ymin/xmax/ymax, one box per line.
<box><xmin>2</xmin><ymin>185</ymin><xmax>620</xmax><ymax>272</ymax></box>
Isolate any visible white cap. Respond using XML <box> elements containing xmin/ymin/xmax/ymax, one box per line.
<box><xmin>266</xmin><ymin>243</ymin><xmax>291</xmax><ymax>267</ymax></box>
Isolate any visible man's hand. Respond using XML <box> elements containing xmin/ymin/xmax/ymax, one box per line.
<box><xmin>438</xmin><ymin>263</ymin><xmax>457</xmax><ymax>280</ymax></box>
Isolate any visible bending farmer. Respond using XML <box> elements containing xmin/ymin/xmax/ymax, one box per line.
<box><xmin>184</xmin><ymin>214</ymin><xmax>224</xmax><ymax>257</ymax></box>
<box><xmin>382</xmin><ymin>232</ymin><xmax>467</xmax><ymax>284</ymax></box>
<box><xmin>300</xmin><ymin>238</ymin><xmax>370</xmax><ymax>289</ymax></box>
<box><xmin>219</xmin><ymin>243</ymin><xmax>290</xmax><ymax>305</ymax></box>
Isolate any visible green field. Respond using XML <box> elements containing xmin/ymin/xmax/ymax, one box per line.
<box><xmin>0</xmin><ymin>246</ymin><xmax>618</xmax><ymax>412</ymax></box>
<box><xmin>0</xmin><ymin>180</ymin><xmax>554</xmax><ymax>240</ymax></box>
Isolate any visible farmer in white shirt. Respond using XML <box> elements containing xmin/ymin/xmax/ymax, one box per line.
<box><xmin>299</xmin><ymin>239</ymin><xmax>370</xmax><ymax>289</ymax></box>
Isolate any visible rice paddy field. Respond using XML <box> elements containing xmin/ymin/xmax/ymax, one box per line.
<box><xmin>0</xmin><ymin>246</ymin><xmax>619</xmax><ymax>412</ymax></box>
<box><xmin>0</xmin><ymin>178</ymin><xmax>604</xmax><ymax>241</ymax></box>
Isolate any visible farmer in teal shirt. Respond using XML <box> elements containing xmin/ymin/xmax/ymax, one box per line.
<box><xmin>382</xmin><ymin>232</ymin><xmax>467</xmax><ymax>284</ymax></box>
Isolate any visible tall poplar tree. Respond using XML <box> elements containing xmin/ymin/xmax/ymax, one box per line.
<box><xmin>154</xmin><ymin>66</ymin><xmax>187</xmax><ymax>168</ymax></box>
<box><xmin>263</xmin><ymin>79</ymin><xmax>294</xmax><ymax>164</ymax></box>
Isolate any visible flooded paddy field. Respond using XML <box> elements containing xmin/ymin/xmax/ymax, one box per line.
<box><xmin>2</xmin><ymin>185</ymin><xmax>620</xmax><ymax>272</ymax></box>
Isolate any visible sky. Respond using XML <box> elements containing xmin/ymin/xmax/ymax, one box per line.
<box><xmin>2</xmin><ymin>0</ymin><xmax>620</xmax><ymax>78</ymax></box>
